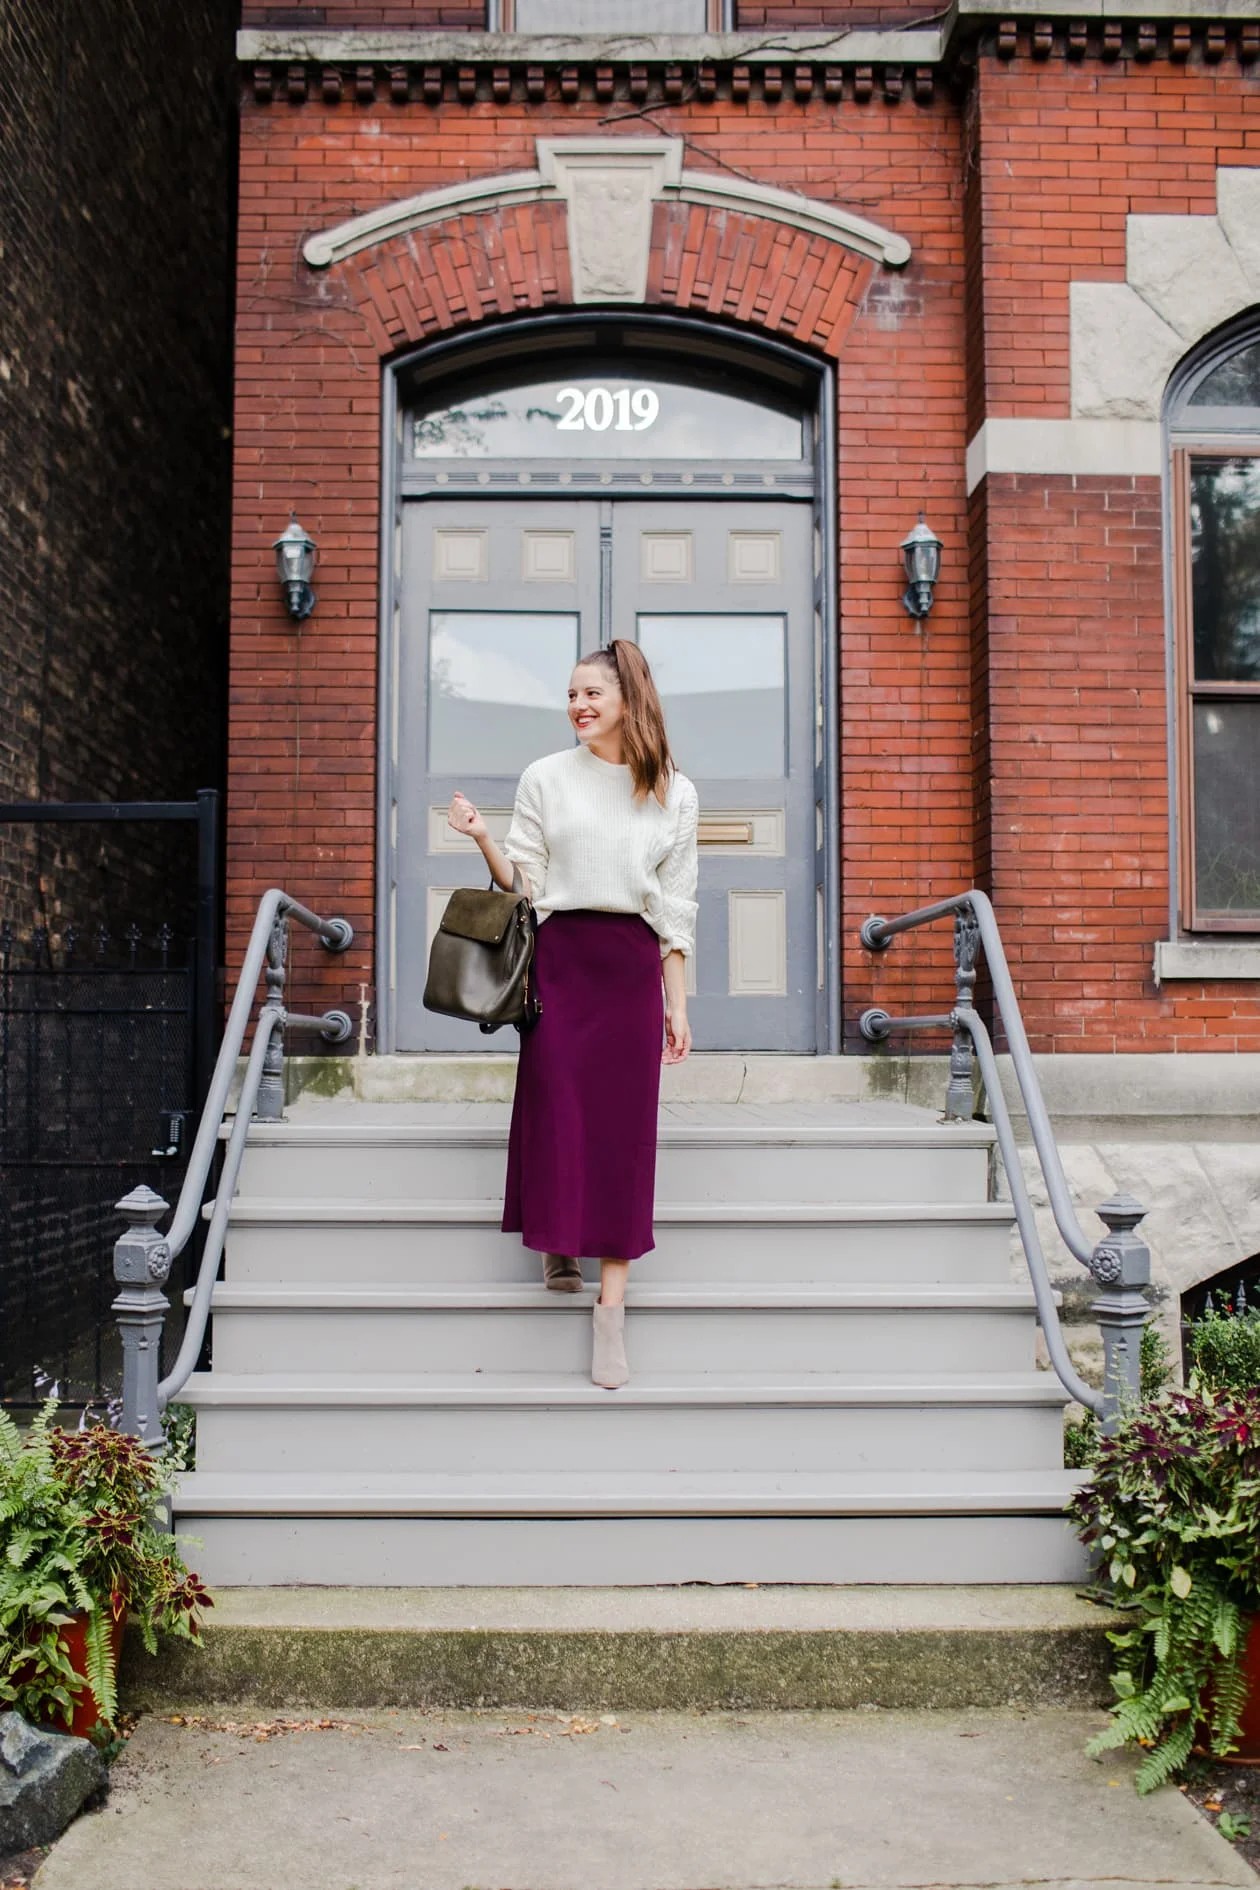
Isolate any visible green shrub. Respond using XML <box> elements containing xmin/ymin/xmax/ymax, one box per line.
<box><xmin>1186</xmin><ymin>1297</ymin><xmax>1260</xmax><ymax>1394</ymax></box>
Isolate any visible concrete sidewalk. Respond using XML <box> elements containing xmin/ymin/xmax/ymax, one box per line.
<box><xmin>34</xmin><ymin>1706</ymin><xmax>1257</xmax><ymax>1890</ymax></box>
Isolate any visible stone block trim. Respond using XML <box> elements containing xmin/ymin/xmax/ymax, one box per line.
<box><xmin>1071</xmin><ymin>167</ymin><xmax>1260</xmax><ymax>421</ymax></box>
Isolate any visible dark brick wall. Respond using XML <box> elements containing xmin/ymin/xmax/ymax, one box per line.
<box><xmin>0</xmin><ymin>0</ymin><xmax>236</xmax><ymax>941</ymax></box>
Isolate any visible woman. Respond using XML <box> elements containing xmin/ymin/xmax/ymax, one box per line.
<box><xmin>447</xmin><ymin>639</ymin><xmax>699</xmax><ymax>1391</ymax></box>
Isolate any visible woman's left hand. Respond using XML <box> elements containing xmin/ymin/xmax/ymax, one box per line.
<box><xmin>662</xmin><ymin>1003</ymin><xmax>692</xmax><ymax>1065</ymax></box>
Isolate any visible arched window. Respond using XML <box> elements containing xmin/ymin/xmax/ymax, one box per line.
<box><xmin>1168</xmin><ymin>321</ymin><xmax>1260</xmax><ymax>932</ymax></box>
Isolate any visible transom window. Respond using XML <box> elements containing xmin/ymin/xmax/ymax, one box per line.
<box><xmin>1170</xmin><ymin>327</ymin><xmax>1260</xmax><ymax>932</ymax></box>
<box><xmin>399</xmin><ymin>328</ymin><xmax>817</xmax><ymax>498</ymax></box>
<box><xmin>411</xmin><ymin>363</ymin><xmax>803</xmax><ymax>463</ymax></box>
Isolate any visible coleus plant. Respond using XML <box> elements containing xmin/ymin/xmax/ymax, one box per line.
<box><xmin>0</xmin><ymin>1401</ymin><xmax>210</xmax><ymax>1733</ymax></box>
<box><xmin>1069</xmin><ymin>1382</ymin><xmax>1260</xmax><ymax>1793</ymax></box>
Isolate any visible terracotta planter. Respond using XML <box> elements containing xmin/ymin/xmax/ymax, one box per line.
<box><xmin>1228</xmin><ymin>1613</ymin><xmax>1260</xmax><ymax>1763</ymax></box>
<box><xmin>48</xmin><ymin>1597</ymin><xmax>126</xmax><ymax>1740</ymax></box>
<box><xmin>1199</xmin><ymin>1612</ymin><xmax>1260</xmax><ymax>1766</ymax></box>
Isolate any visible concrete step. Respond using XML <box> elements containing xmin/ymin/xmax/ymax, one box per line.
<box><xmin>202</xmin><ymin>1284</ymin><xmax>1041</xmax><ymax>1377</ymax></box>
<box><xmin>185</xmin><ymin>1370</ymin><xmax>1070</xmax><ymax>1476</ymax></box>
<box><xmin>281</xmin><ymin>1050</ymin><xmax>957</xmax><ymax>1107</ymax></box>
<box><xmin>170</xmin><ymin>1478</ymin><xmax>1088</xmax><ymax>1585</ymax></box>
<box><xmin>219</xmin><ymin>1199</ymin><xmax>1018</xmax><ymax>1287</ymax></box>
<box><xmin>172</xmin><ymin>1472</ymin><xmax>1089</xmax><ymax>1585</ymax></box>
<box><xmin>122</xmin><ymin>1585</ymin><xmax>1118</xmax><ymax>1711</ymax></box>
<box><xmin>175</xmin><ymin>1465</ymin><xmax>1085</xmax><ymax>1517</ymax></box>
<box><xmin>235</xmin><ymin>1119</ymin><xmax>994</xmax><ymax>1206</ymax></box>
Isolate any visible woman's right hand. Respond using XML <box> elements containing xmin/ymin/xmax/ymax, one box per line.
<box><xmin>448</xmin><ymin>791</ymin><xmax>487</xmax><ymax>842</ymax></box>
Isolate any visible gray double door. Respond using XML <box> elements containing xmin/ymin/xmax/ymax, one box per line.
<box><xmin>393</xmin><ymin>497</ymin><xmax>819</xmax><ymax>1052</ymax></box>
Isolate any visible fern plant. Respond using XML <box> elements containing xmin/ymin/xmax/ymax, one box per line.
<box><xmin>0</xmin><ymin>1401</ymin><xmax>211</xmax><ymax>1736</ymax></box>
<box><xmin>1069</xmin><ymin>1381</ymin><xmax>1260</xmax><ymax>1793</ymax></box>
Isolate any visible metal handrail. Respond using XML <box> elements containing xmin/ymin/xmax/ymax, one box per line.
<box><xmin>859</xmin><ymin>890</ymin><xmax>1152</xmax><ymax>1430</ymax></box>
<box><xmin>112</xmin><ymin>889</ymin><xmax>353</xmax><ymax>1447</ymax></box>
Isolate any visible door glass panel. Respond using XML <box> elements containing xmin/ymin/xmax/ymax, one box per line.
<box><xmin>1190</xmin><ymin>456</ymin><xmax>1260</xmax><ymax>681</ymax></box>
<box><xmin>411</xmin><ymin>367</ymin><xmax>803</xmax><ymax>462</ymax></box>
<box><xmin>1193</xmin><ymin>699</ymin><xmax>1260</xmax><ymax>918</ymax></box>
<box><xmin>428</xmin><ymin>611</ymin><xmax>577</xmax><ymax>775</ymax></box>
<box><xmin>638</xmin><ymin>614</ymin><xmax>786</xmax><ymax>777</ymax></box>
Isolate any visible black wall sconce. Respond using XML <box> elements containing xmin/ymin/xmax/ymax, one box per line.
<box><xmin>274</xmin><ymin>513</ymin><xmax>318</xmax><ymax>622</ymax></box>
<box><xmin>900</xmin><ymin>515</ymin><xmax>942</xmax><ymax>621</ymax></box>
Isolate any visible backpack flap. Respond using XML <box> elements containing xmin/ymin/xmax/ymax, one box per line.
<box><xmin>438</xmin><ymin>887</ymin><xmax>525</xmax><ymax>947</ymax></box>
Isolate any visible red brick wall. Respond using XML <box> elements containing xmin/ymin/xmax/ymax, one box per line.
<box><xmin>966</xmin><ymin>48</ymin><xmax>1260</xmax><ymax>1050</ymax></box>
<box><xmin>243</xmin><ymin>2</ymin><xmax>483</xmax><ymax>23</ymax></box>
<box><xmin>737</xmin><ymin>3</ymin><xmax>943</xmax><ymax>22</ymax></box>
<box><xmin>230</xmin><ymin>85</ymin><xmax>969</xmax><ymax>1037</ymax></box>
<box><xmin>241</xmin><ymin>1</ymin><xmax>941</xmax><ymax>24</ymax></box>
<box><xmin>228</xmin><ymin>45</ymin><xmax>1260</xmax><ymax>1053</ymax></box>
<box><xmin>970</xmin><ymin>51</ymin><xmax>1258</xmax><ymax>423</ymax></box>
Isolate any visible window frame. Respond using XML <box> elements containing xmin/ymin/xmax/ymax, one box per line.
<box><xmin>1166</xmin><ymin>318</ymin><xmax>1260</xmax><ymax>938</ymax></box>
<box><xmin>1171</xmin><ymin>438</ymin><xmax>1260</xmax><ymax>933</ymax></box>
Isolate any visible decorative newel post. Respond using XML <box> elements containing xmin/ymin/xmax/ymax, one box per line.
<box><xmin>1089</xmin><ymin>1192</ymin><xmax>1152</xmax><ymax>1434</ymax></box>
<box><xmin>112</xmin><ymin>1185</ymin><xmax>172</xmax><ymax>1450</ymax></box>
<box><xmin>256</xmin><ymin>910</ymin><xmax>288</xmax><ymax>1122</ymax></box>
<box><xmin>945</xmin><ymin>905</ymin><xmax>981</xmax><ymax>1121</ymax></box>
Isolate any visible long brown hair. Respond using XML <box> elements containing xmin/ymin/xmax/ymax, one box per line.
<box><xmin>577</xmin><ymin>640</ymin><xmax>674</xmax><ymax>805</ymax></box>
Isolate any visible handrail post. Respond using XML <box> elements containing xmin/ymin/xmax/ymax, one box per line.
<box><xmin>112</xmin><ymin>1186</ymin><xmax>173</xmax><ymax>1449</ymax></box>
<box><xmin>256</xmin><ymin>909</ymin><xmax>288</xmax><ymax>1121</ymax></box>
<box><xmin>1089</xmin><ymin>1193</ymin><xmax>1152</xmax><ymax>1433</ymax></box>
<box><xmin>945</xmin><ymin>905</ymin><xmax>981</xmax><ymax>1121</ymax></box>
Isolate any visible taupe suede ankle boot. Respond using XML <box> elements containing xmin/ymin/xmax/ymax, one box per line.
<box><xmin>543</xmin><ymin>1253</ymin><xmax>584</xmax><ymax>1293</ymax></box>
<box><xmin>591</xmin><ymin>1302</ymin><xmax>630</xmax><ymax>1389</ymax></box>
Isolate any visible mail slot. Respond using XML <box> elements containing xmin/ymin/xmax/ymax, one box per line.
<box><xmin>697</xmin><ymin>819</ymin><xmax>754</xmax><ymax>846</ymax></box>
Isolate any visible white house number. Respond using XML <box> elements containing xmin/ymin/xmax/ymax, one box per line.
<box><xmin>555</xmin><ymin>386</ymin><xmax>660</xmax><ymax>432</ymax></box>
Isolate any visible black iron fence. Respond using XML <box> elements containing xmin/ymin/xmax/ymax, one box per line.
<box><xmin>0</xmin><ymin>795</ymin><xmax>219</xmax><ymax>1409</ymax></box>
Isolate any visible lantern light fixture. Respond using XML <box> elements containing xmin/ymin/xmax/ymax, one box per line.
<box><xmin>273</xmin><ymin>513</ymin><xmax>318</xmax><ymax>622</ymax></box>
<box><xmin>900</xmin><ymin>514</ymin><xmax>943</xmax><ymax>621</ymax></box>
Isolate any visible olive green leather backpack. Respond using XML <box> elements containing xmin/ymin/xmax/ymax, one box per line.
<box><xmin>422</xmin><ymin>868</ymin><xmax>541</xmax><ymax>1035</ymax></box>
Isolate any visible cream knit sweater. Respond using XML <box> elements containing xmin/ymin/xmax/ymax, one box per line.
<box><xmin>503</xmin><ymin>745</ymin><xmax>700</xmax><ymax>959</ymax></box>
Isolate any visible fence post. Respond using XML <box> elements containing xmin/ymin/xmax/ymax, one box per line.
<box><xmin>112</xmin><ymin>1186</ymin><xmax>172</xmax><ymax>1450</ymax></box>
<box><xmin>1089</xmin><ymin>1193</ymin><xmax>1152</xmax><ymax>1433</ymax></box>
<box><xmin>255</xmin><ymin>909</ymin><xmax>288</xmax><ymax>1121</ymax></box>
<box><xmin>944</xmin><ymin>905</ymin><xmax>981</xmax><ymax>1121</ymax></box>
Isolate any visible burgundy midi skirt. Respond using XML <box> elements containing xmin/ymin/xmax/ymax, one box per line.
<box><xmin>502</xmin><ymin>909</ymin><xmax>664</xmax><ymax>1261</ymax></box>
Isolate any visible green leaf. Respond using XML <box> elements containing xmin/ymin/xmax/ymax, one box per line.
<box><xmin>1170</xmin><ymin>1567</ymin><xmax>1193</xmax><ymax>1599</ymax></box>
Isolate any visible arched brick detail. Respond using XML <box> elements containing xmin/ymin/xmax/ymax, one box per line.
<box><xmin>336</xmin><ymin>199</ymin><xmax>871</xmax><ymax>359</ymax></box>
<box><xmin>646</xmin><ymin>203</ymin><xmax>873</xmax><ymax>357</ymax></box>
<box><xmin>340</xmin><ymin>203</ymin><xmax>574</xmax><ymax>354</ymax></box>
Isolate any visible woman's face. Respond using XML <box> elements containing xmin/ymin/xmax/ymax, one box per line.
<box><xmin>568</xmin><ymin>662</ymin><xmax>624</xmax><ymax>746</ymax></box>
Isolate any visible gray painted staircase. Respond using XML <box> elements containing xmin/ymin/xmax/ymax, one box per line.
<box><xmin>174</xmin><ymin>1100</ymin><xmax>1087</xmax><ymax>1584</ymax></box>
